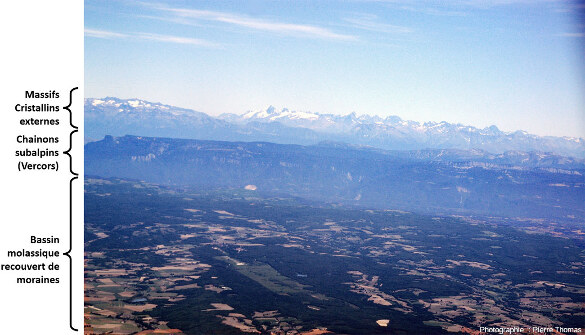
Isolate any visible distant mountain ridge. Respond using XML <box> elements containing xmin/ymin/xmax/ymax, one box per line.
<box><xmin>222</xmin><ymin>105</ymin><xmax>584</xmax><ymax>157</ymax></box>
<box><xmin>85</xmin><ymin>135</ymin><xmax>585</xmax><ymax>222</ymax></box>
<box><xmin>315</xmin><ymin>142</ymin><xmax>585</xmax><ymax>171</ymax></box>
<box><xmin>85</xmin><ymin>97</ymin><xmax>236</xmax><ymax>142</ymax></box>
<box><xmin>85</xmin><ymin>98</ymin><xmax>585</xmax><ymax>158</ymax></box>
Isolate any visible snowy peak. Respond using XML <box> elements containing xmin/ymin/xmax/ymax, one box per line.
<box><xmin>84</xmin><ymin>97</ymin><xmax>233</xmax><ymax>141</ymax></box>
<box><xmin>86</xmin><ymin>97</ymin><xmax>189</xmax><ymax>115</ymax></box>
<box><xmin>242</xmin><ymin>106</ymin><xmax>320</xmax><ymax>122</ymax></box>
<box><xmin>85</xmin><ymin>98</ymin><xmax>585</xmax><ymax>159</ymax></box>
<box><xmin>90</xmin><ymin>97</ymin><xmax>159</xmax><ymax>109</ymax></box>
<box><xmin>219</xmin><ymin>106</ymin><xmax>585</xmax><ymax>158</ymax></box>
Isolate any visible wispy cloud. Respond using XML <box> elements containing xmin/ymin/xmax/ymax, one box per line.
<box><xmin>84</xmin><ymin>28</ymin><xmax>128</xmax><ymax>39</ymax></box>
<box><xmin>136</xmin><ymin>33</ymin><xmax>218</xmax><ymax>47</ymax></box>
<box><xmin>84</xmin><ymin>28</ymin><xmax>218</xmax><ymax>47</ymax></box>
<box><xmin>154</xmin><ymin>6</ymin><xmax>356</xmax><ymax>41</ymax></box>
<box><xmin>343</xmin><ymin>14</ymin><xmax>412</xmax><ymax>34</ymax></box>
<box><xmin>135</xmin><ymin>14</ymin><xmax>206</xmax><ymax>28</ymax></box>
<box><xmin>398</xmin><ymin>6</ymin><xmax>468</xmax><ymax>16</ymax></box>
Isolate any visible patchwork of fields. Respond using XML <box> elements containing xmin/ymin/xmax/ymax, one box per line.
<box><xmin>84</xmin><ymin>178</ymin><xmax>584</xmax><ymax>334</ymax></box>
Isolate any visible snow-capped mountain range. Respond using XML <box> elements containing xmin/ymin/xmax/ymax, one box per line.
<box><xmin>85</xmin><ymin>98</ymin><xmax>585</xmax><ymax>159</ymax></box>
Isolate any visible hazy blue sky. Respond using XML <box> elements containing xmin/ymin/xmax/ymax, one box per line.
<box><xmin>85</xmin><ymin>0</ymin><xmax>585</xmax><ymax>137</ymax></box>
